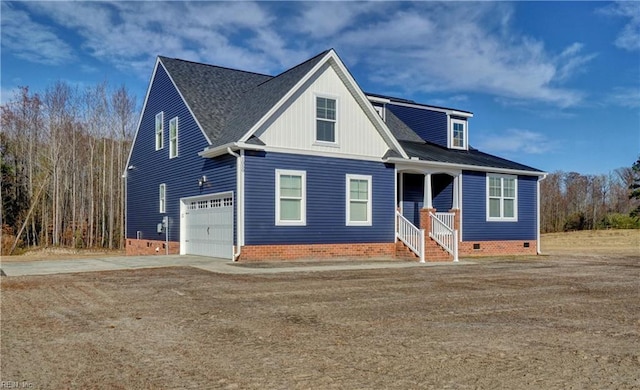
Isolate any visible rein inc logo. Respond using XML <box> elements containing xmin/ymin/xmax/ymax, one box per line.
<box><xmin>1</xmin><ymin>382</ymin><xmax>33</xmax><ymax>389</ymax></box>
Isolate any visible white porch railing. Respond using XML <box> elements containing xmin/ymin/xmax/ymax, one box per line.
<box><xmin>396</xmin><ymin>211</ymin><xmax>425</xmax><ymax>263</ymax></box>
<box><xmin>430</xmin><ymin>212</ymin><xmax>459</xmax><ymax>262</ymax></box>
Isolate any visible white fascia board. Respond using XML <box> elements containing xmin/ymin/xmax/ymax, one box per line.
<box><xmin>160</xmin><ymin>59</ymin><xmax>212</xmax><ymax>145</ymax></box>
<box><xmin>199</xmin><ymin>141</ymin><xmax>265</xmax><ymax>159</ymax></box>
<box><xmin>260</xmin><ymin>145</ymin><xmax>387</xmax><ymax>163</ymax></box>
<box><xmin>201</xmin><ymin>142</ymin><xmax>387</xmax><ymax>163</ymax></box>
<box><xmin>123</xmin><ymin>57</ymin><xmax>160</xmax><ymax>177</ymax></box>
<box><xmin>387</xmin><ymin>157</ymin><xmax>547</xmax><ymax>177</ymax></box>
<box><xmin>366</xmin><ymin>95</ymin><xmax>391</xmax><ymax>104</ymax></box>
<box><xmin>199</xmin><ymin>142</ymin><xmax>238</xmax><ymax>158</ymax></box>
<box><xmin>389</xmin><ymin>100</ymin><xmax>474</xmax><ymax>118</ymax></box>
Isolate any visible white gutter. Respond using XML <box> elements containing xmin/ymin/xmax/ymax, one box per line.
<box><xmin>386</xmin><ymin>157</ymin><xmax>547</xmax><ymax>177</ymax></box>
<box><xmin>199</xmin><ymin>142</ymin><xmax>265</xmax><ymax>159</ymax></box>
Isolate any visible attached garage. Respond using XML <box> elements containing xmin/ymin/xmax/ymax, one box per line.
<box><xmin>180</xmin><ymin>192</ymin><xmax>234</xmax><ymax>259</ymax></box>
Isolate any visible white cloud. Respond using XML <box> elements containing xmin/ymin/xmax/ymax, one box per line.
<box><xmin>0</xmin><ymin>3</ymin><xmax>75</xmax><ymax>65</ymax></box>
<box><xmin>474</xmin><ymin>129</ymin><xmax>556</xmax><ymax>155</ymax></box>
<box><xmin>5</xmin><ymin>2</ymin><xmax>598</xmax><ymax>108</ymax></box>
<box><xmin>606</xmin><ymin>87</ymin><xmax>640</xmax><ymax>108</ymax></box>
<box><xmin>20</xmin><ymin>1</ymin><xmax>304</xmax><ymax>77</ymax></box>
<box><xmin>599</xmin><ymin>1</ymin><xmax>640</xmax><ymax>51</ymax></box>
<box><xmin>329</xmin><ymin>3</ymin><xmax>593</xmax><ymax>107</ymax></box>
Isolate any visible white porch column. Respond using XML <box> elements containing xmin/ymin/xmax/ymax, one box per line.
<box><xmin>423</xmin><ymin>173</ymin><xmax>432</xmax><ymax>209</ymax></box>
<box><xmin>398</xmin><ymin>172</ymin><xmax>404</xmax><ymax>213</ymax></box>
<box><xmin>452</xmin><ymin>173</ymin><xmax>460</xmax><ymax>209</ymax></box>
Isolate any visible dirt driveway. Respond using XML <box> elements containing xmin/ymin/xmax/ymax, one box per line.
<box><xmin>2</xmin><ymin>252</ymin><xmax>639</xmax><ymax>389</ymax></box>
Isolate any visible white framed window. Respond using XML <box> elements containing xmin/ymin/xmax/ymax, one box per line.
<box><xmin>486</xmin><ymin>174</ymin><xmax>517</xmax><ymax>221</ymax></box>
<box><xmin>450</xmin><ymin>118</ymin><xmax>467</xmax><ymax>150</ymax></box>
<box><xmin>315</xmin><ymin>96</ymin><xmax>337</xmax><ymax>143</ymax></box>
<box><xmin>155</xmin><ymin>112</ymin><xmax>164</xmax><ymax>150</ymax></box>
<box><xmin>275</xmin><ymin>169</ymin><xmax>306</xmax><ymax>226</ymax></box>
<box><xmin>159</xmin><ymin>183</ymin><xmax>166</xmax><ymax>213</ymax></box>
<box><xmin>169</xmin><ymin>116</ymin><xmax>178</xmax><ymax>158</ymax></box>
<box><xmin>346</xmin><ymin>174</ymin><xmax>372</xmax><ymax>226</ymax></box>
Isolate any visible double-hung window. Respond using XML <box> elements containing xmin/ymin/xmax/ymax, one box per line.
<box><xmin>316</xmin><ymin>96</ymin><xmax>336</xmax><ymax>143</ymax></box>
<box><xmin>276</xmin><ymin>170</ymin><xmax>306</xmax><ymax>226</ymax></box>
<box><xmin>346</xmin><ymin>174</ymin><xmax>372</xmax><ymax>226</ymax></box>
<box><xmin>155</xmin><ymin>112</ymin><xmax>164</xmax><ymax>150</ymax></box>
<box><xmin>487</xmin><ymin>174</ymin><xmax>517</xmax><ymax>221</ymax></box>
<box><xmin>169</xmin><ymin>117</ymin><xmax>178</xmax><ymax>158</ymax></box>
<box><xmin>451</xmin><ymin>118</ymin><xmax>466</xmax><ymax>149</ymax></box>
<box><xmin>159</xmin><ymin>183</ymin><xmax>166</xmax><ymax>213</ymax></box>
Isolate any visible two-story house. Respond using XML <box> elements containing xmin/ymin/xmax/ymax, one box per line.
<box><xmin>124</xmin><ymin>49</ymin><xmax>546</xmax><ymax>262</ymax></box>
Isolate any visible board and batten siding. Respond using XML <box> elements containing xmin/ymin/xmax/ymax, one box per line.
<box><xmin>461</xmin><ymin>170</ymin><xmax>537</xmax><ymax>241</ymax></box>
<box><xmin>387</xmin><ymin>104</ymin><xmax>448</xmax><ymax>147</ymax></box>
<box><xmin>244</xmin><ymin>151</ymin><xmax>395</xmax><ymax>245</ymax></box>
<box><xmin>255</xmin><ymin>62</ymin><xmax>390</xmax><ymax>158</ymax></box>
<box><xmin>126</xmin><ymin>62</ymin><xmax>237</xmax><ymax>243</ymax></box>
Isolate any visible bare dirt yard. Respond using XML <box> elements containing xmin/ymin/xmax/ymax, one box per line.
<box><xmin>1</xmin><ymin>231</ymin><xmax>639</xmax><ymax>389</ymax></box>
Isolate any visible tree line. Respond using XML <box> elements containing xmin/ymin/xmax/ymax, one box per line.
<box><xmin>1</xmin><ymin>81</ymin><xmax>639</xmax><ymax>255</ymax></box>
<box><xmin>540</xmin><ymin>162</ymin><xmax>640</xmax><ymax>233</ymax></box>
<box><xmin>1</xmin><ymin>82</ymin><xmax>136</xmax><ymax>254</ymax></box>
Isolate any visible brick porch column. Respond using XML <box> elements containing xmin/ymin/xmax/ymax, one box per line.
<box><xmin>449</xmin><ymin>208</ymin><xmax>461</xmax><ymax>232</ymax></box>
<box><xmin>420</xmin><ymin>207</ymin><xmax>436</xmax><ymax>238</ymax></box>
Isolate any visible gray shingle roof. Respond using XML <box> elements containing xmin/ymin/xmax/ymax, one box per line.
<box><xmin>159</xmin><ymin>50</ymin><xmax>329</xmax><ymax>147</ymax></box>
<box><xmin>399</xmin><ymin>140</ymin><xmax>543</xmax><ymax>172</ymax></box>
<box><xmin>385</xmin><ymin>109</ymin><xmax>424</xmax><ymax>143</ymax></box>
<box><xmin>159</xmin><ymin>57</ymin><xmax>272</xmax><ymax>145</ymax></box>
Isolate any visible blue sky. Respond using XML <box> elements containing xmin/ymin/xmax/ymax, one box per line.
<box><xmin>1</xmin><ymin>1</ymin><xmax>639</xmax><ymax>175</ymax></box>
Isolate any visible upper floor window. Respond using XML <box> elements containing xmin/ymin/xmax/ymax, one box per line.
<box><xmin>275</xmin><ymin>169</ymin><xmax>306</xmax><ymax>226</ymax></box>
<box><xmin>159</xmin><ymin>183</ymin><xmax>166</xmax><ymax>213</ymax></box>
<box><xmin>451</xmin><ymin>118</ymin><xmax>466</xmax><ymax>149</ymax></box>
<box><xmin>487</xmin><ymin>174</ymin><xmax>517</xmax><ymax>221</ymax></box>
<box><xmin>316</xmin><ymin>96</ymin><xmax>336</xmax><ymax>143</ymax></box>
<box><xmin>169</xmin><ymin>117</ymin><xmax>178</xmax><ymax>158</ymax></box>
<box><xmin>346</xmin><ymin>174</ymin><xmax>372</xmax><ymax>226</ymax></box>
<box><xmin>155</xmin><ymin>112</ymin><xmax>164</xmax><ymax>150</ymax></box>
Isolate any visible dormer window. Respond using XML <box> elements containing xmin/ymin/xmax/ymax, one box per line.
<box><xmin>450</xmin><ymin>118</ymin><xmax>467</xmax><ymax>150</ymax></box>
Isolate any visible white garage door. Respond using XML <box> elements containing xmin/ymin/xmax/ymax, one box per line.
<box><xmin>181</xmin><ymin>192</ymin><xmax>233</xmax><ymax>259</ymax></box>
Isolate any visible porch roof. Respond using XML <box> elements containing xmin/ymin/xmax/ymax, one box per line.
<box><xmin>398</xmin><ymin>140</ymin><xmax>543</xmax><ymax>173</ymax></box>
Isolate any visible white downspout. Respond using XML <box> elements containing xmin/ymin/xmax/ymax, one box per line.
<box><xmin>536</xmin><ymin>174</ymin><xmax>546</xmax><ymax>255</ymax></box>
<box><xmin>228</xmin><ymin>147</ymin><xmax>243</xmax><ymax>261</ymax></box>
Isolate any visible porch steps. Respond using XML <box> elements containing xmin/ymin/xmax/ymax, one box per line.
<box><xmin>396</xmin><ymin>238</ymin><xmax>452</xmax><ymax>262</ymax></box>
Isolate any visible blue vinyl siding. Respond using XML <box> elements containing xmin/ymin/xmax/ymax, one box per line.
<box><xmin>387</xmin><ymin>104</ymin><xmax>448</xmax><ymax>147</ymax></box>
<box><xmin>462</xmin><ymin>171</ymin><xmax>537</xmax><ymax>241</ymax></box>
<box><xmin>401</xmin><ymin>173</ymin><xmax>453</xmax><ymax>225</ymax></box>
<box><xmin>432</xmin><ymin>174</ymin><xmax>453</xmax><ymax>211</ymax></box>
<box><xmin>401</xmin><ymin>173</ymin><xmax>423</xmax><ymax>226</ymax></box>
<box><xmin>244</xmin><ymin>151</ymin><xmax>395</xmax><ymax>245</ymax></box>
<box><xmin>126</xmin><ymin>64</ymin><xmax>236</xmax><ymax>243</ymax></box>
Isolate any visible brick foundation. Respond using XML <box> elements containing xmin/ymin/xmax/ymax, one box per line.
<box><xmin>126</xmin><ymin>238</ymin><xmax>180</xmax><ymax>256</ymax></box>
<box><xmin>124</xmin><ymin>237</ymin><xmax>536</xmax><ymax>260</ymax></box>
<box><xmin>459</xmin><ymin>240</ymin><xmax>537</xmax><ymax>256</ymax></box>
<box><xmin>239</xmin><ymin>242</ymin><xmax>396</xmax><ymax>262</ymax></box>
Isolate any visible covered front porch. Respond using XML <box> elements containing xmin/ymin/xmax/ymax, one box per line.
<box><xmin>395</xmin><ymin>169</ymin><xmax>461</xmax><ymax>262</ymax></box>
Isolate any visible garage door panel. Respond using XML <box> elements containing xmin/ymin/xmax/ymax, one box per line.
<box><xmin>182</xmin><ymin>193</ymin><xmax>233</xmax><ymax>258</ymax></box>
